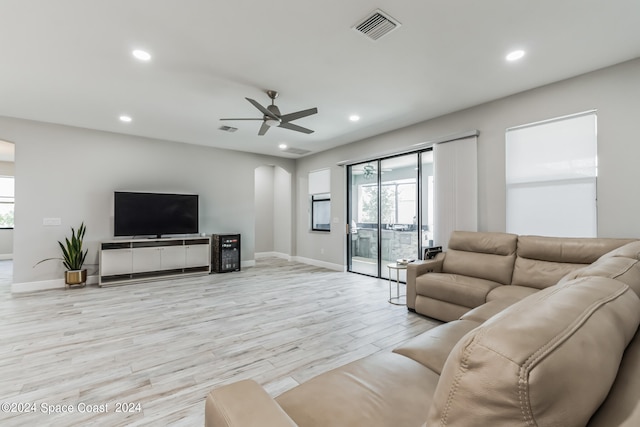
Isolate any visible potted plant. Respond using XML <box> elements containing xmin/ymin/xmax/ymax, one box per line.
<box><xmin>36</xmin><ymin>222</ymin><xmax>88</xmax><ymax>288</ymax></box>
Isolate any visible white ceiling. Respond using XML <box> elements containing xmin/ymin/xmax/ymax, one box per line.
<box><xmin>1</xmin><ymin>1</ymin><xmax>639</xmax><ymax>159</ymax></box>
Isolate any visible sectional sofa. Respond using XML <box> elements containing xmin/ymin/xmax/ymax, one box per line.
<box><xmin>407</xmin><ymin>231</ymin><xmax>636</xmax><ymax>321</ymax></box>
<box><xmin>205</xmin><ymin>233</ymin><xmax>640</xmax><ymax>426</ymax></box>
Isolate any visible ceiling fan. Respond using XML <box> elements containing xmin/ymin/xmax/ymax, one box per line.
<box><xmin>220</xmin><ymin>90</ymin><xmax>318</xmax><ymax>136</ymax></box>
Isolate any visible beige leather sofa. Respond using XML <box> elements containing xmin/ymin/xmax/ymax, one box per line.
<box><xmin>205</xmin><ymin>236</ymin><xmax>640</xmax><ymax>427</ymax></box>
<box><xmin>407</xmin><ymin>231</ymin><xmax>635</xmax><ymax>321</ymax></box>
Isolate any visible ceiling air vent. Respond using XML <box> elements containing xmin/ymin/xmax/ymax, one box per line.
<box><xmin>219</xmin><ymin>125</ymin><xmax>238</xmax><ymax>132</ymax></box>
<box><xmin>282</xmin><ymin>147</ymin><xmax>312</xmax><ymax>155</ymax></box>
<box><xmin>353</xmin><ymin>9</ymin><xmax>401</xmax><ymax>41</ymax></box>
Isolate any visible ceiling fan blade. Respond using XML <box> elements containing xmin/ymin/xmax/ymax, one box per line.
<box><xmin>246</xmin><ymin>98</ymin><xmax>279</xmax><ymax>120</ymax></box>
<box><xmin>220</xmin><ymin>118</ymin><xmax>264</xmax><ymax>121</ymax></box>
<box><xmin>258</xmin><ymin>122</ymin><xmax>270</xmax><ymax>136</ymax></box>
<box><xmin>279</xmin><ymin>107</ymin><xmax>318</xmax><ymax>123</ymax></box>
<box><xmin>278</xmin><ymin>121</ymin><xmax>314</xmax><ymax>134</ymax></box>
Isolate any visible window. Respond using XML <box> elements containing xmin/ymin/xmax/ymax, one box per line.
<box><xmin>311</xmin><ymin>193</ymin><xmax>331</xmax><ymax>231</ymax></box>
<box><xmin>505</xmin><ymin>111</ymin><xmax>597</xmax><ymax>237</ymax></box>
<box><xmin>357</xmin><ymin>180</ymin><xmax>416</xmax><ymax>225</ymax></box>
<box><xmin>0</xmin><ymin>176</ymin><xmax>14</xmax><ymax>228</ymax></box>
<box><xmin>309</xmin><ymin>169</ymin><xmax>331</xmax><ymax>232</ymax></box>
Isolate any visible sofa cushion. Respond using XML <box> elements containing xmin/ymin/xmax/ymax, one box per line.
<box><xmin>559</xmin><ymin>255</ymin><xmax>640</xmax><ymax>298</ymax></box>
<box><xmin>276</xmin><ymin>352</ymin><xmax>439</xmax><ymax>427</ymax></box>
<box><xmin>511</xmin><ymin>236</ymin><xmax>634</xmax><ymax>289</ymax></box>
<box><xmin>206</xmin><ymin>380</ymin><xmax>297</xmax><ymax>427</ymax></box>
<box><xmin>443</xmin><ymin>231</ymin><xmax>517</xmax><ymax>285</ymax></box>
<box><xmin>416</xmin><ymin>273</ymin><xmax>502</xmax><ymax>310</ymax></box>
<box><xmin>587</xmin><ymin>329</ymin><xmax>640</xmax><ymax>427</ymax></box>
<box><xmin>598</xmin><ymin>240</ymin><xmax>640</xmax><ymax>261</ymax></box>
<box><xmin>393</xmin><ymin>319</ymin><xmax>479</xmax><ymax>374</ymax></box>
<box><xmin>415</xmin><ymin>296</ymin><xmax>471</xmax><ymax>322</ymax></box>
<box><xmin>512</xmin><ymin>256</ymin><xmax>586</xmax><ymax>289</ymax></box>
<box><xmin>486</xmin><ymin>284</ymin><xmax>538</xmax><ymax>301</ymax></box>
<box><xmin>427</xmin><ymin>276</ymin><xmax>640</xmax><ymax>427</ymax></box>
<box><xmin>459</xmin><ymin>298</ymin><xmax>519</xmax><ymax>323</ymax></box>
<box><xmin>516</xmin><ymin>235</ymin><xmax>635</xmax><ymax>264</ymax></box>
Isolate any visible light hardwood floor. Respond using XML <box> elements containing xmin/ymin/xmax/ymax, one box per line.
<box><xmin>0</xmin><ymin>258</ymin><xmax>439</xmax><ymax>426</ymax></box>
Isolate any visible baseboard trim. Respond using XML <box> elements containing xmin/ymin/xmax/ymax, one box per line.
<box><xmin>255</xmin><ymin>252</ymin><xmax>291</xmax><ymax>261</ymax></box>
<box><xmin>11</xmin><ymin>275</ymin><xmax>99</xmax><ymax>293</ymax></box>
<box><xmin>241</xmin><ymin>260</ymin><xmax>256</xmax><ymax>268</ymax></box>
<box><xmin>292</xmin><ymin>256</ymin><xmax>345</xmax><ymax>272</ymax></box>
<box><xmin>256</xmin><ymin>252</ymin><xmax>345</xmax><ymax>271</ymax></box>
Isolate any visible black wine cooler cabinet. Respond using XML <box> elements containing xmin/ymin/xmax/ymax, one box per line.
<box><xmin>210</xmin><ymin>234</ymin><xmax>241</xmax><ymax>273</ymax></box>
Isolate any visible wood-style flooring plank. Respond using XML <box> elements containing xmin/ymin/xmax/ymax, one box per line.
<box><xmin>0</xmin><ymin>258</ymin><xmax>438</xmax><ymax>426</ymax></box>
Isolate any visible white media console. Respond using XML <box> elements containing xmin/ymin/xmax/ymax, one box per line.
<box><xmin>99</xmin><ymin>236</ymin><xmax>211</xmax><ymax>286</ymax></box>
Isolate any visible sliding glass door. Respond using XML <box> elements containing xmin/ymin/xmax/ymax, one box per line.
<box><xmin>348</xmin><ymin>162</ymin><xmax>379</xmax><ymax>276</ymax></box>
<box><xmin>379</xmin><ymin>155</ymin><xmax>418</xmax><ymax>280</ymax></box>
<box><xmin>348</xmin><ymin>150</ymin><xmax>432</xmax><ymax>280</ymax></box>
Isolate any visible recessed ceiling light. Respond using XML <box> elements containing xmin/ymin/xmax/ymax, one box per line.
<box><xmin>132</xmin><ymin>49</ymin><xmax>151</xmax><ymax>61</ymax></box>
<box><xmin>506</xmin><ymin>50</ymin><xmax>525</xmax><ymax>62</ymax></box>
<box><xmin>349</xmin><ymin>115</ymin><xmax>360</xmax><ymax>122</ymax></box>
<box><xmin>119</xmin><ymin>115</ymin><xmax>132</xmax><ymax>123</ymax></box>
<box><xmin>278</xmin><ymin>143</ymin><xmax>287</xmax><ymax>150</ymax></box>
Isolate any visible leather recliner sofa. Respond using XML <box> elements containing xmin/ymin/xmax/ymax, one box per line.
<box><xmin>407</xmin><ymin>231</ymin><xmax>636</xmax><ymax>321</ymax></box>
<box><xmin>205</xmin><ymin>234</ymin><xmax>640</xmax><ymax>427</ymax></box>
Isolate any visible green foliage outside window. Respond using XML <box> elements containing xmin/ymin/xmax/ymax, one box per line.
<box><xmin>0</xmin><ymin>207</ymin><xmax>13</xmax><ymax>228</ymax></box>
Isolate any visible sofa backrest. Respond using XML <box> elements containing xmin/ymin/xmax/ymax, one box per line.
<box><xmin>511</xmin><ymin>235</ymin><xmax>634</xmax><ymax>289</ymax></box>
<box><xmin>442</xmin><ymin>231</ymin><xmax>517</xmax><ymax>285</ymax></box>
<box><xmin>559</xmin><ymin>241</ymin><xmax>640</xmax><ymax>297</ymax></box>
<box><xmin>427</xmin><ymin>276</ymin><xmax>640</xmax><ymax>427</ymax></box>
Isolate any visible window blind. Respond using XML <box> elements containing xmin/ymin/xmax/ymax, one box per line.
<box><xmin>433</xmin><ymin>136</ymin><xmax>478</xmax><ymax>249</ymax></box>
<box><xmin>308</xmin><ymin>168</ymin><xmax>330</xmax><ymax>195</ymax></box>
<box><xmin>505</xmin><ymin>111</ymin><xmax>597</xmax><ymax>237</ymax></box>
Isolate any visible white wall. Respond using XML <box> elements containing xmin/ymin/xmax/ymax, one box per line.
<box><xmin>273</xmin><ymin>166</ymin><xmax>292</xmax><ymax>256</ymax></box>
<box><xmin>254</xmin><ymin>165</ymin><xmax>275</xmax><ymax>253</ymax></box>
<box><xmin>254</xmin><ymin>165</ymin><xmax>293</xmax><ymax>257</ymax></box>
<box><xmin>295</xmin><ymin>58</ymin><xmax>640</xmax><ymax>267</ymax></box>
<box><xmin>2</xmin><ymin>117</ymin><xmax>294</xmax><ymax>288</ymax></box>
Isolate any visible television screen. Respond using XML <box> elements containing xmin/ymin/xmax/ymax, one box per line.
<box><xmin>114</xmin><ymin>191</ymin><xmax>199</xmax><ymax>237</ymax></box>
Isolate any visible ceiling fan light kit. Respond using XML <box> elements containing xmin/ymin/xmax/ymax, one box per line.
<box><xmin>220</xmin><ymin>90</ymin><xmax>318</xmax><ymax>135</ymax></box>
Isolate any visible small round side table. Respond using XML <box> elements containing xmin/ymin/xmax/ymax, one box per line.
<box><xmin>387</xmin><ymin>263</ymin><xmax>407</xmax><ymax>305</ymax></box>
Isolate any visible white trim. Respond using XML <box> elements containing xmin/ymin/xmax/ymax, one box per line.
<box><xmin>11</xmin><ymin>274</ymin><xmax>99</xmax><ymax>293</ymax></box>
<box><xmin>0</xmin><ymin>253</ymin><xmax>12</xmax><ymax>260</ymax></box>
<box><xmin>336</xmin><ymin>130</ymin><xmax>479</xmax><ymax>166</ymax></box>
<box><xmin>241</xmin><ymin>259</ymin><xmax>256</xmax><ymax>268</ymax></box>
<box><xmin>292</xmin><ymin>256</ymin><xmax>345</xmax><ymax>272</ymax></box>
<box><xmin>506</xmin><ymin>109</ymin><xmax>596</xmax><ymax>133</ymax></box>
<box><xmin>255</xmin><ymin>251</ymin><xmax>291</xmax><ymax>261</ymax></box>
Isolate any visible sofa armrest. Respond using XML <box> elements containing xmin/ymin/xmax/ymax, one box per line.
<box><xmin>205</xmin><ymin>379</ymin><xmax>298</xmax><ymax>427</ymax></box>
<box><xmin>406</xmin><ymin>254</ymin><xmax>445</xmax><ymax>310</ymax></box>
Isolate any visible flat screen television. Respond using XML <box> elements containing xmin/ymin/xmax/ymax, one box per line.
<box><xmin>114</xmin><ymin>191</ymin><xmax>199</xmax><ymax>238</ymax></box>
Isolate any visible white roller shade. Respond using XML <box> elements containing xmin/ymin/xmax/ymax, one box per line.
<box><xmin>433</xmin><ymin>136</ymin><xmax>478</xmax><ymax>249</ymax></box>
<box><xmin>506</xmin><ymin>111</ymin><xmax>597</xmax><ymax>237</ymax></box>
<box><xmin>308</xmin><ymin>168</ymin><xmax>330</xmax><ymax>195</ymax></box>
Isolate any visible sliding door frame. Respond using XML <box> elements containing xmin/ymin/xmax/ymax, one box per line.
<box><xmin>346</xmin><ymin>148</ymin><xmax>432</xmax><ymax>279</ymax></box>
